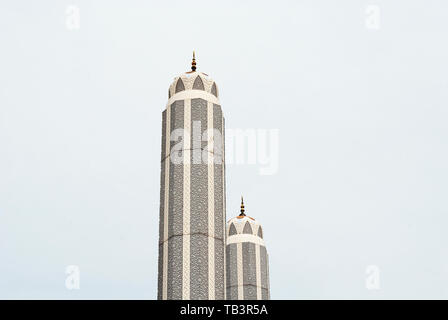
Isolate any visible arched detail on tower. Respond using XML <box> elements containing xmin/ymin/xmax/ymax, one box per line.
<box><xmin>168</xmin><ymin>88</ymin><xmax>171</xmax><ymax>98</ymax></box>
<box><xmin>193</xmin><ymin>76</ymin><xmax>205</xmax><ymax>90</ymax></box>
<box><xmin>211</xmin><ymin>82</ymin><xmax>218</xmax><ymax>97</ymax></box>
<box><xmin>229</xmin><ymin>223</ymin><xmax>237</xmax><ymax>236</ymax></box>
<box><xmin>175</xmin><ymin>78</ymin><xmax>185</xmax><ymax>93</ymax></box>
<box><xmin>257</xmin><ymin>226</ymin><xmax>263</xmax><ymax>238</ymax></box>
<box><xmin>243</xmin><ymin>221</ymin><xmax>253</xmax><ymax>234</ymax></box>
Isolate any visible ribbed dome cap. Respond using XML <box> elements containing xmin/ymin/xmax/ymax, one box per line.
<box><xmin>168</xmin><ymin>71</ymin><xmax>219</xmax><ymax>98</ymax></box>
<box><xmin>168</xmin><ymin>52</ymin><xmax>219</xmax><ymax>99</ymax></box>
<box><xmin>226</xmin><ymin>197</ymin><xmax>264</xmax><ymax>239</ymax></box>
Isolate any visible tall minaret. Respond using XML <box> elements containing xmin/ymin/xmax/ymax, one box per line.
<box><xmin>158</xmin><ymin>53</ymin><xmax>226</xmax><ymax>300</ymax></box>
<box><xmin>226</xmin><ymin>198</ymin><xmax>270</xmax><ymax>300</ymax></box>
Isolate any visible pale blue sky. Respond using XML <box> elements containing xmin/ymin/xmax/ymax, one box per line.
<box><xmin>1</xmin><ymin>0</ymin><xmax>447</xmax><ymax>299</ymax></box>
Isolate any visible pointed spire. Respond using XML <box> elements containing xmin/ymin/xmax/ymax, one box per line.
<box><xmin>191</xmin><ymin>51</ymin><xmax>197</xmax><ymax>71</ymax></box>
<box><xmin>240</xmin><ymin>196</ymin><xmax>246</xmax><ymax>216</ymax></box>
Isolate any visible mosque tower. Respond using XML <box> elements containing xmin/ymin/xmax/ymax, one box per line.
<box><xmin>226</xmin><ymin>198</ymin><xmax>270</xmax><ymax>300</ymax></box>
<box><xmin>158</xmin><ymin>53</ymin><xmax>227</xmax><ymax>300</ymax></box>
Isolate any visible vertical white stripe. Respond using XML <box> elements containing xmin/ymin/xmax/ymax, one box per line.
<box><xmin>255</xmin><ymin>244</ymin><xmax>262</xmax><ymax>299</ymax></box>
<box><xmin>182</xmin><ymin>99</ymin><xmax>191</xmax><ymax>300</ymax></box>
<box><xmin>267</xmin><ymin>253</ymin><xmax>270</xmax><ymax>299</ymax></box>
<box><xmin>207</xmin><ymin>102</ymin><xmax>215</xmax><ymax>300</ymax></box>
<box><xmin>162</xmin><ymin>104</ymin><xmax>171</xmax><ymax>300</ymax></box>
<box><xmin>222</xmin><ymin>115</ymin><xmax>226</xmax><ymax>299</ymax></box>
<box><xmin>237</xmin><ymin>242</ymin><xmax>244</xmax><ymax>300</ymax></box>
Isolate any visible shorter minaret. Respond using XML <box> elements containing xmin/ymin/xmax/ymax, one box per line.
<box><xmin>225</xmin><ymin>197</ymin><xmax>270</xmax><ymax>300</ymax></box>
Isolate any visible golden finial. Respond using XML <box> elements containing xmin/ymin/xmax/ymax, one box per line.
<box><xmin>240</xmin><ymin>196</ymin><xmax>246</xmax><ymax>216</ymax></box>
<box><xmin>191</xmin><ymin>51</ymin><xmax>197</xmax><ymax>71</ymax></box>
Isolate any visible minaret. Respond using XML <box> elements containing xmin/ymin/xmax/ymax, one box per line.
<box><xmin>226</xmin><ymin>198</ymin><xmax>270</xmax><ymax>299</ymax></box>
<box><xmin>158</xmin><ymin>53</ymin><xmax>226</xmax><ymax>300</ymax></box>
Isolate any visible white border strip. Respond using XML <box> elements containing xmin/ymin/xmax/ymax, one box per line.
<box><xmin>182</xmin><ymin>99</ymin><xmax>191</xmax><ymax>300</ymax></box>
<box><xmin>227</xmin><ymin>234</ymin><xmax>266</xmax><ymax>246</ymax></box>
<box><xmin>207</xmin><ymin>102</ymin><xmax>215</xmax><ymax>299</ymax></box>
<box><xmin>222</xmin><ymin>115</ymin><xmax>226</xmax><ymax>299</ymax></box>
<box><xmin>162</xmin><ymin>104</ymin><xmax>171</xmax><ymax>300</ymax></box>
<box><xmin>167</xmin><ymin>90</ymin><xmax>220</xmax><ymax>107</ymax></box>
